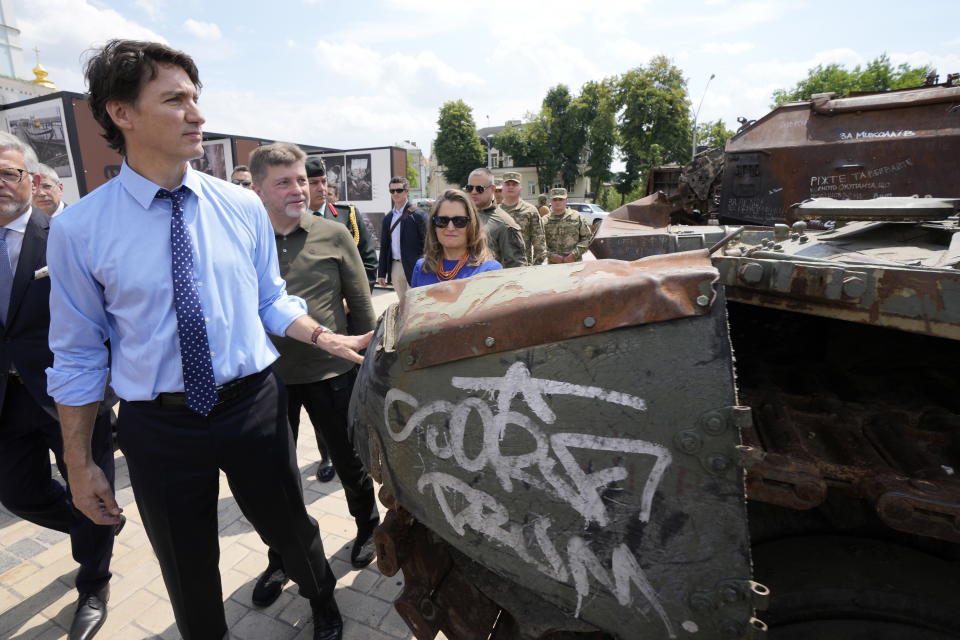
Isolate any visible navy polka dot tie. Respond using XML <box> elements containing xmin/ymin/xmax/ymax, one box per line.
<box><xmin>156</xmin><ymin>187</ymin><xmax>217</xmax><ymax>415</ymax></box>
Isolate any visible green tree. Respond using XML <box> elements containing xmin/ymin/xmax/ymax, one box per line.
<box><xmin>695</xmin><ymin>119</ymin><xmax>734</xmax><ymax>151</ymax></box>
<box><xmin>406</xmin><ymin>153</ymin><xmax>419</xmax><ymax>188</ymax></box>
<box><xmin>493</xmin><ymin>119</ymin><xmax>538</xmax><ymax>168</ymax></box>
<box><xmin>616</xmin><ymin>55</ymin><xmax>692</xmax><ymax>201</ymax></box>
<box><xmin>434</xmin><ymin>100</ymin><xmax>485</xmax><ymax>187</ymax></box>
<box><xmin>771</xmin><ymin>53</ymin><xmax>934</xmax><ymax>107</ymax></box>
<box><xmin>541</xmin><ymin>85</ymin><xmax>587</xmax><ymax>191</ymax></box>
<box><xmin>576</xmin><ymin>79</ymin><xmax>618</xmax><ymax>198</ymax></box>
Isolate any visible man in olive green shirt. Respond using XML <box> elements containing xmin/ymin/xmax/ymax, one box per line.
<box><xmin>499</xmin><ymin>171</ymin><xmax>546</xmax><ymax>265</ymax></box>
<box><xmin>466</xmin><ymin>167</ymin><xmax>526</xmax><ymax>267</ymax></box>
<box><xmin>543</xmin><ymin>187</ymin><xmax>593</xmax><ymax>263</ymax></box>
<box><xmin>249</xmin><ymin>143</ymin><xmax>380</xmax><ymax>609</ymax></box>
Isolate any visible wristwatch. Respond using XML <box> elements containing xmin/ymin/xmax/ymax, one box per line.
<box><xmin>310</xmin><ymin>325</ymin><xmax>333</xmax><ymax>345</ymax></box>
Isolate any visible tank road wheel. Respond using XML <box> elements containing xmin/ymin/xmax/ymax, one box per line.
<box><xmin>752</xmin><ymin>535</ymin><xmax>960</xmax><ymax>639</ymax></box>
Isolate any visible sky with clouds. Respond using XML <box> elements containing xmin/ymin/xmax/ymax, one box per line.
<box><xmin>13</xmin><ymin>0</ymin><xmax>960</xmax><ymax>157</ymax></box>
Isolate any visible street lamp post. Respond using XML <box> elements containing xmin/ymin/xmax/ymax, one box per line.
<box><xmin>691</xmin><ymin>73</ymin><xmax>715</xmax><ymax>161</ymax></box>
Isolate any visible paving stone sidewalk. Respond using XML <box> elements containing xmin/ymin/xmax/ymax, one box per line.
<box><xmin>0</xmin><ymin>426</ymin><xmax>417</xmax><ymax>640</ymax></box>
<box><xmin>0</xmin><ymin>290</ymin><xmax>421</xmax><ymax>640</ymax></box>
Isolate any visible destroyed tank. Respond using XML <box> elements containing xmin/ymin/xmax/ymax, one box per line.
<box><xmin>643</xmin><ymin>76</ymin><xmax>960</xmax><ymax>227</ymax></box>
<box><xmin>348</xmin><ymin>195</ymin><xmax>960</xmax><ymax>639</ymax></box>
<box><xmin>588</xmin><ymin>195</ymin><xmax>960</xmax><ymax>638</ymax></box>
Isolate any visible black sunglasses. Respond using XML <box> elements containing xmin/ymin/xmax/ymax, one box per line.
<box><xmin>463</xmin><ymin>184</ymin><xmax>486</xmax><ymax>193</ymax></box>
<box><xmin>389</xmin><ymin>188</ymin><xmax>406</xmax><ymax>194</ymax></box>
<box><xmin>432</xmin><ymin>215</ymin><xmax>470</xmax><ymax>228</ymax></box>
<box><xmin>232</xmin><ymin>178</ymin><xmax>252</xmax><ymax>187</ymax></box>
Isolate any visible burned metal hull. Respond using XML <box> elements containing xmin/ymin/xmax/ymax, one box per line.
<box><xmin>721</xmin><ymin>85</ymin><xmax>960</xmax><ymax>226</ymax></box>
<box><xmin>589</xmin><ymin>198</ymin><xmax>960</xmax><ymax>636</ymax></box>
<box><xmin>350</xmin><ymin>253</ymin><xmax>767</xmax><ymax>639</ymax></box>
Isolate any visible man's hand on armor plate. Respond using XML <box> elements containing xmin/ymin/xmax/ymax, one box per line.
<box><xmin>315</xmin><ymin>331</ymin><xmax>373</xmax><ymax>364</ymax></box>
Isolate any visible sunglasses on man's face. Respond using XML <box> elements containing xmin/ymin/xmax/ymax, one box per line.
<box><xmin>389</xmin><ymin>188</ymin><xmax>407</xmax><ymax>194</ymax></box>
<box><xmin>432</xmin><ymin>215</ymin><xmax>470</xmax><ymax>228</ymax></box>
<box><xmin>463</xmin><ymin>184</ymin><xmax>486</xmax><ymax>193</ymax></box>
<box><xmin>232</xmin><ymin>178</ymin><xmax>252</xmax><ymax>187</ymax></box>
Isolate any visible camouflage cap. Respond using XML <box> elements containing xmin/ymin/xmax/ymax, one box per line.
<box><xmin>502</xmin><ymin>171</ymin><xmax>522</xmax><ymax>183</ymax></box>
<box><xmin>494</xmin><ymin>179</ymin><xmax>503</xmax><ymax>189</ymax></box>
<box><xmin>550</xmin><ymin>187</ymin><xmax>568</xmax><ymax>199</ymax></box>
<box><xmin>305</xmin><ymin>155</ymin><xmax>326</xmax><ymax>177</ymax></box>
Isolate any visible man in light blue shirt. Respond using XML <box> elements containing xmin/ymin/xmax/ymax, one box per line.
<box><xmin>47</xmin><ymin>40</ymin><xmax>367</xmax><ymax>640</ymax></box>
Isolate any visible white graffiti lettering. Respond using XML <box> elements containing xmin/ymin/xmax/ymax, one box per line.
<box><xmin>839</xmin><ymin>129</ymin><xmax>916</xmax><ymax>140</ymax></box>
<box><xmin>417</xmin><ymin>471</ymin><xmax>676</xmax><ymax>638</ymax></box>
<box><xmin>385</xmin><ymin>362</ymin><xmax>676</xmax><ymax>637</ymax></box>
<box><xmin>809</xmin><ymin>158</ymin><xmax>914</xmax><ymax>194</ymax></box>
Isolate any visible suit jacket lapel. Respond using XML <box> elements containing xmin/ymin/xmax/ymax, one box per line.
<box><xmin>7</xmin><ymin>209</ymin><xmax>48</xmax><ymax>327</ymax></box>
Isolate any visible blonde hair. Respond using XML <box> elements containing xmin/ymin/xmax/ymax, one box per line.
<box><xmin>421</xmin><ymin>189</ymin><xmax>494</xmax><ymax>275</ymax></box>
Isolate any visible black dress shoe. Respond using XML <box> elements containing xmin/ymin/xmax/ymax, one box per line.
<box><xmin>69</xmin><ymin>586</ymin><xmax>108</xmax><ymax>640</ymax></box>
<box><xmin>316</xmin><ymin>459</ymin><xmax>335</xmax><ymax>483</ymax></box>
<box><xmin>251</xmin><ymin>565</ymin><xmax>288</xmax><ymax>607</ymax></box>
<box><xmin>311</xmin><ymin>597</ymin><xmax>343</xmax><ymax>640</ymax></box>
<box><xmin>350</xmin><ymin>520</ymin><xmax>379</xmax><ymax>569</ymax></box>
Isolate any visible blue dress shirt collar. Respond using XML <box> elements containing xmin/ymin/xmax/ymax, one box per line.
<box><xmin>118</xmin><ymin>160</ymin><xmax>207</xmax><ymax>210</ymax></box>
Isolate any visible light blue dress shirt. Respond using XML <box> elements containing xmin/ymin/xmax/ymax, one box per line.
<box><xmin>46</xmin><ymin>162</ymin><xmax>308</xmax><ymax>405</ymax></box>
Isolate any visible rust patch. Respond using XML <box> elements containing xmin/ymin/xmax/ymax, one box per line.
<box><xmin>424</xmin><ymin>278</ymin><xmax>469</xmax><ymax>304</ymax></box>
<box><xmin>398</xmin><ymin>251</ymin><xmax>717</xmax><ymax>370</ymax></box>
<box><xmin>608</xmin><ymin>191</ymin><xmax>675</xmax><ymax>227</ymax></box>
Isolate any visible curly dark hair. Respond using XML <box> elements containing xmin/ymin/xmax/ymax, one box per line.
<box><xmin>84</xmin><ymin>40</ymin><xmax>201</xmax><ymax>155</ymax></box>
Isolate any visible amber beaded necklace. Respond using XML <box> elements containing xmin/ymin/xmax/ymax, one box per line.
<box><xmin>437</xmin><ymin>254</ymin><xmax>470</xmax><ymax>280</ymax></box>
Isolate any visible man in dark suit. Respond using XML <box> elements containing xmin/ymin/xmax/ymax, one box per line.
<box><xmin>32</xmin><ymin>163</ymin><xmax>67</xmax><ymax>216</ymax></box>
<box><xmin>376</xmin><ymin>176</ymin><xmax>426</xmax><ymax>297</ymax></box>
<box><xmin>0</xmin><ymin>133</ymin><xmax>118</xmax><ymax>640</ymax></box>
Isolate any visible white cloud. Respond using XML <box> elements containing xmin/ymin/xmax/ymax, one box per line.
<box><xmin>183</xmin><ymin>19</ymin><xmax>223</xmax><ymax>41</ymax></box>
<box><xmin>889</xmin><ymin>51</ymin><xmax>960</xmax><ymax>79</ymax></box>
<box><xmin>134</xmin><ymin>0</ymin><xmax>162</xmax><ymax>21</ymax></box>
<box><xmin>18</xmin><ymin>0</ymin><xmax>166</xmax><ymax>49</ymax></box>
<box><xmin>199</xmin><ymin>88</ymin><xmax>438</xmax><ymax>152</ymax></box>
<box><xmin>650</xmin><ymin>1</ymin><xmax>793</xmax><ymax>34</ymax></box>
<box><xmin>313</xmin><ymin>40</ymin><xmax>481</xmax><ymax>96</ymax></box>
<box><xmin>367</xmin><ymin>0</ymin><xmax>653</xmax><ymax>40</ymax></box>
<box><xmin>744</xmin><ymin>48</ymin><xmax>862</xmax><ymax>85</ymax></box>
<box><xmin>607</xmin><ymin>40</ymin><xmax>659</xmax><ymax>66</ymax></box>
<box><xmin>702</xmin><ymin>42</ymin><xmax>755</xmax><ymax>55</ymax></box>
<box><xmin>488</xmin><ymin>34</ymin><xmax>598</xmax><ymax>91</ymax></box>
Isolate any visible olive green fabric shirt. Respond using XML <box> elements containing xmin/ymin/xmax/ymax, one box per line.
<box><xmin>478</xmin><ymin>204</ymin><xmax>527</xmax><ymax>268</ymax></box>
<box><xmin>500</xmin><ymin>199</ymin><xmax>547</xmax><ymax>265</ymax></box>
<box><xmin>543</xmin><ymin>208</ymin><xmax>593</xmax><ymax>260</ymax></box>
<box><xmin>269</xmin><ymin>214</ymin><xmax>376</xmax><ymax>385</ymax></box>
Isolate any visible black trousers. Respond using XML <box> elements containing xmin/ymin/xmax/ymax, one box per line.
<box><xmin>118</xmin><ymin>369</ymin><xmax>335</xmax><ymax>640</ymax></box>
<box><xmin>0</xmin><ymin>378</ymin><xmax>116</xmax><ymax>595</ymax></box>
<box><xmin>269</xmin><ymin>369</ymin><xmax>379</xmax><ymax>569</ymax></box>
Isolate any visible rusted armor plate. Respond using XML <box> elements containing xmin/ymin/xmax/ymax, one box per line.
<box><xmin>395</xmin><ymin>251</ymin><xmax>719</xmax><ymax>371</ymax></box>
<box><xmin>350</xmin><ymin>256</ymin><xmax>759</xmax><ymax>639</ymax></box>
<box><xmin>721</xmin><ymin>84</ymin><xmax>960</xmax><ymax>226</ymax></box>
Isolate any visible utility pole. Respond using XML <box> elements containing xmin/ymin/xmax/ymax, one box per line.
<box><xmin>692</xmin><ymin>73</ymin><xmax>715</xmax><ymax>161</ymax></box>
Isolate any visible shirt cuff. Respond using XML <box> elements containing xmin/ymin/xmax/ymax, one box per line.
<box><xmin>262</xmin><ymin>293</ymin><xmax>309</xmax><ymax>336</ymax></box>
<box><xmin>46</xmin><ymin>366</ymin><xmax>109</xmax><ymax>406</ymax></box>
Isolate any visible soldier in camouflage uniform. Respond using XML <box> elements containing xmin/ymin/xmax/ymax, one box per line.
<box><xmin>465</xmin><ymin>167</ymin><xmax>527</xmax><ymax>268</ymax></box>
<box><xmin>499</xmin><ymin>171</ymin><xmax>546</xmax><ymax>265</ymax></box>
<box><xmin>543</xmin><ymin>187</ymin><xmax>592</xmax><ymax>263</ymax></box>
<box><xmin>537</xmin><ymin>194</ymin><xmax>550</xmax><ymax>217</ymax></box>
